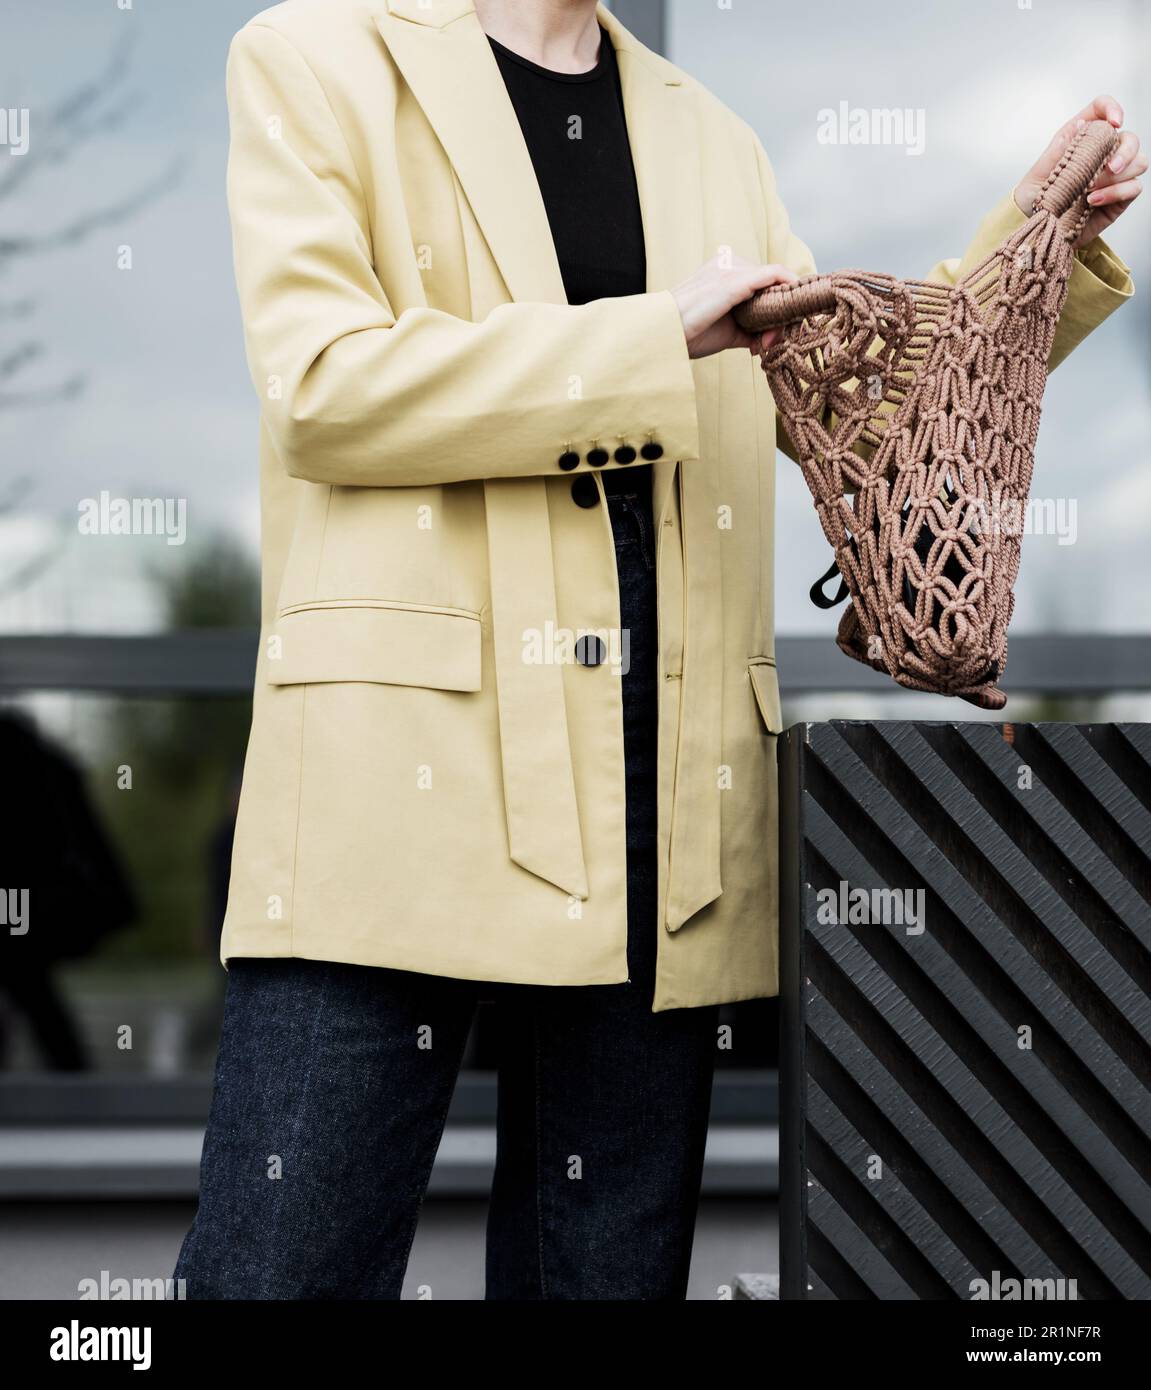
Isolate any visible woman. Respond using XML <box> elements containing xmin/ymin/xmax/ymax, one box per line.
<box><xmin>176</xmin><ymin>0</ymin><xmax>1139</xmax><ymax>1299</ymax></box>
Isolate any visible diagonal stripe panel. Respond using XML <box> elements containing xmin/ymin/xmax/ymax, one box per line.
<box><xmin>778</xmin><ymin>721</ymin><xmax>1151</xmax><ymax>1301</ymax></box>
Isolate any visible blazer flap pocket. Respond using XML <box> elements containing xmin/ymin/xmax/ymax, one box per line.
<box><xmin>748</xmin><ymin>658</ymin><xmax>783</xmax><ymax>734</ymax></box>
<box><xmin>267</xmin><ymin>602</ymin><xmax>482</xmax><ymax>692</ymax></box>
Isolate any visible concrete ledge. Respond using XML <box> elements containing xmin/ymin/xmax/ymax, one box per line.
<box><xmin>0</xmin><ymin>1124</ymin><xmax>778</xmax><ymax>1200</ymax></box>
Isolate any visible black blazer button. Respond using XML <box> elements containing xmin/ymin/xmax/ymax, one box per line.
<box><xmin>558</xmin><ymin>450</ymin><xmax>580</xmax><ymax>471</ymax></box>
<box><xmin>571</xmin><ymin>475</ymin><xmax>600</xmax><ymax>508</ymax></box>
<box><xmin>640</xmin><ymin>441</ymin><xmax>663</xmax><ymax>461</ymax></box>
<box><xmin>575</xmin><ymin>634</ymin><xmax>607</xmax><ymax>667</ymax></box>
<box><xmin>613</xmin><ymin>444</ymin><xmax>637</xmax><ymax>464</ymax></box>
<box><xmin>587</xmin><ymin>447</ymin><xmax>609</xmax><ymax>467</ymax></box>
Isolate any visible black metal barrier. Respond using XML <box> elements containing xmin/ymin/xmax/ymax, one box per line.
<box><xmin>778</xmin><ymin>721</ymin><xmax>1151</xmax><ymax>1300</ymax></box>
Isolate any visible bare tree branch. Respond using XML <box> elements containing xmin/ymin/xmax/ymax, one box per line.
<box><xmin>0</xmin><ymin>153</ymin><xmax>187</xmax><ymax>270</ymax></box>
<box><xmin>0</xmin><ymin>530</ymin><xmax>70</xmax><ymax>600</ymax></box>
<box><xmin>0</xmin><ymin>297</ymin><xmax>36</xmax><ymax>322</ymax></box>
<box><xmin>0</xmin><ymin>476</ymin><xmax>36</xmax><ymax>515</ymax></box>
<box><xmin>0</xmin><ymin>33</ymin><xmax>135</xmax><ymax>201</ymax></box>
<box><xmin>0</xmin><ymin>375</ymin><xmax>85</xmax><ymax>410</ymax></box>
<box><xmin>0</xmin><ymin>33</ymin><xmax>184</xmax><ymax>607</ymax></box>
<box><xmin>0</xmin><ymin>340</ymin><xmax>43</xmax><ymax>378</ymax></box>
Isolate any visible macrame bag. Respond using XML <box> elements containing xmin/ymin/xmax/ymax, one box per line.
<box><xmin>735</xmin><ymin>120</ymin><xmax>1118</xmax><ymax>709</ymax></box>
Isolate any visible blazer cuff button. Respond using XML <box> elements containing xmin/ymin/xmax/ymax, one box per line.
<box><xmin>558</xmin><ymin>450</ymin><xmax>580</xmax><ymax>471</ymax></box>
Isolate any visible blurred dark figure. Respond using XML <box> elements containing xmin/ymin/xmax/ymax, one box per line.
<box><xmin>182</xmin><ymin>769</ymin><xmax>242</xmax><ymax>1069</ymax></box>
<box><xmin>206</xmin><ymin>771</ymin><xmax>242</xmax><ymax>955</ymax></box>
<box><xmin>0</xmin><ymin>711</ymin><xmax>136</xmax><ymax>1070</ymax></box>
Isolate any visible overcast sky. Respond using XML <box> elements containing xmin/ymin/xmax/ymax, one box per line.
<box><xmin>1</xmin><ymin>0</ymin><xmax>1146</xmax><ymax>639</ymax></box>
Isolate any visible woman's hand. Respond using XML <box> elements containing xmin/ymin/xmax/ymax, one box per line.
<box><xmin>1013</xmin><ymin>95</ymin><xmax>1144</xmax><ymax>248</ymax></box>
<box><xmin>672</xmin><ymin>255</ymin><xmax>798</xmax><ymax>359</ymax></box>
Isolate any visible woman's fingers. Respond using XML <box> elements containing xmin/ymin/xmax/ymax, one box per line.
<box><xmin>1109</xmin><ymin>130</ymin><xmax>1140</xmax><ymax>173</ymax></box>
<box><xmin>730</xmin><ymin>262</ymin><xmax>798</xmax><ymax>309</ymax></box>
<box><xmin>1075</xmin><ymin>94</ymin><xmax>1123</xmax><ymax>128</ymax></box>
<box><xmin>674</xmin><ymin>258</ymin><xmax>800</xmax><ymax>358</ymax></box>
<box><xmin>747</xmin><ymin>328</ymin><xmax>782</xmax><ymax>355</ymax></box>
<box><xmin>1087</xmin><ymin>175</ymin><xmax>1143</xmax><ymax>208</ymax></box>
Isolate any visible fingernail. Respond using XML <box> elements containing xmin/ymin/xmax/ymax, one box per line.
<box><xmin>1110</xmin><ymin>155</ymin><xmax>1125</xmax><ymax>173</ymax></box>
<box><xmin>1087</xmin><ymin>191</ymin><xmax>1103</xmax><ymax>204</ymax></box>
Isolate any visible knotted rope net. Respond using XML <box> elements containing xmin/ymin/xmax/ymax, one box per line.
<box><xmin>735</xmin><ymin>120</ymin><xmax>1118</xmax><ymax>708</ymax></box>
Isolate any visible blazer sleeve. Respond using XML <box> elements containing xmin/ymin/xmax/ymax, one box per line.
<box><xmin>925</xmin><ymin>192</ymin><xmax>1133</xmax><ymax>372</ymax></box>
<box><xmin>225</xmin><ymin>23</ymin><xmax>701</xmax><ymax>488</ymax></box>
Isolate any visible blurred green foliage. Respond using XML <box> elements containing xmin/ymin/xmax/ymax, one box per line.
<box><xmin>91</xmin><ymin>534</ymin><xmax>258</xmax><ymax>962</ymax></box>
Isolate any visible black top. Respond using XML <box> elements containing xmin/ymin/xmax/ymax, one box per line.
<box><xmin>489</xmin><ymin>28</ymin><xmax>652</xmax><ymax>500</ymax></box>
<box><xmin>488</xmin><ymin>28</ymin><xmax>647</xmax><ymax>305</ymax></box>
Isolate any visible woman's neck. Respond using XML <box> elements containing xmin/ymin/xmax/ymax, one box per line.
<box><xmin>474</xmin><ymin>0</ymin><xmax>602</xmax><ymax>74</ymax></box>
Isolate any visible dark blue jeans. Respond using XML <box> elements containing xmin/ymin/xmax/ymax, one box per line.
<box><xmin>175</xmin><ymin>472</ymin><xmax>718</xmax><ymax>1300</ymax></box>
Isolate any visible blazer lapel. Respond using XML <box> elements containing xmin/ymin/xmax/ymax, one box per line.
<box><xmin>598</xmin><ymin>5</ymin><xmax>705</xmax><ymax>524</ymax></box>
<box><xmin>374</xmin><ymin>0</ymin><xmax>567</xmax><ymax>307</ymax></box>
<box><xmin>601</xmin><ymin>11</ymin><xmax>721</xmax><ymax>929</ymax></box>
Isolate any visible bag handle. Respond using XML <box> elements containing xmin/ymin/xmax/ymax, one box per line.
<box><xmin>734</xmin><ymin>120</ymin><xmax>1119</xmax><ymax>333</ymax></box>
<box><xmin>734</xmin><ymin>275</ymin><xmax>838</xmax><ymax>332</ymax></box>
<box><xmin>1032</xmin><ymin>118</ymin><xmax>1119</xmax><ymax>239</ymax></box>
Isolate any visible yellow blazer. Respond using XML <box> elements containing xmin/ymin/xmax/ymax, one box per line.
<box><xmin>220</xmin><ymin>0</ymin><xmax>1132</xmax><ymax>1009</ymax></box>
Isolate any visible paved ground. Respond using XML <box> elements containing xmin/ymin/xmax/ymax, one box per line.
<box><xmin>0</xmin><ymin>1198</ymin><xmax>777</xmax><ymax>1301</ymax></box>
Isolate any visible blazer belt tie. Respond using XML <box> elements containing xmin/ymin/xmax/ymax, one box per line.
<box><xmin>482</xmin><ymin>471</ymin><xmax>723</xmax><ymax>929</ymax></box>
